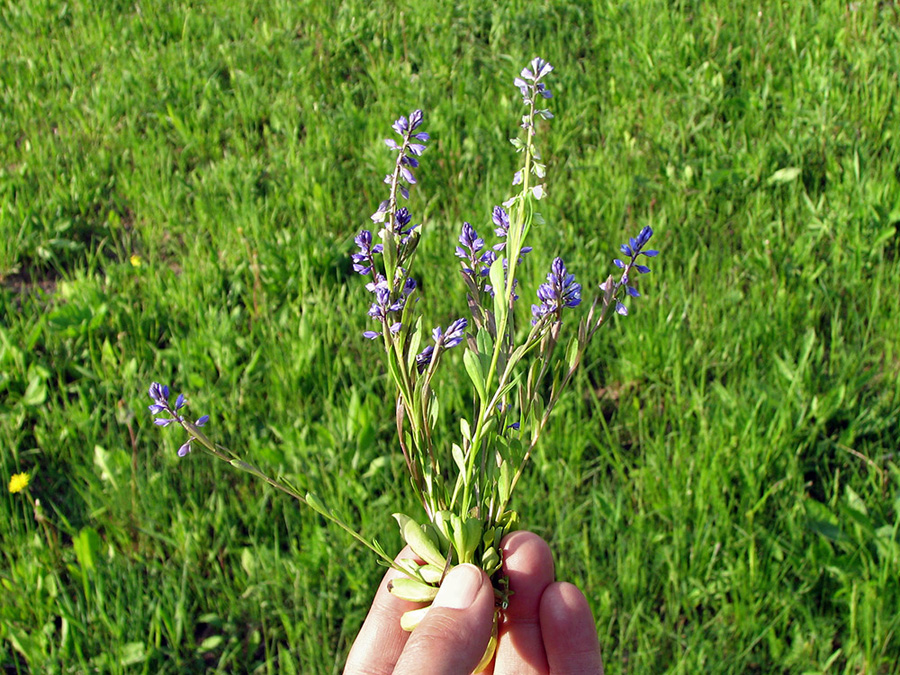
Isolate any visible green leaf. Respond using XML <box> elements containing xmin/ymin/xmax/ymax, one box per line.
<box><xmin>305</xmin><ymin>492</ymin><xmax>330</xmax><ymax>517</ymax></box>
<box><xmin>433</xmin><ymin>511</ymin><xmax>454</xmax><ymax>545</ymax></box>
<box><xmin>459</xmin><ymin>418</ymin><xmax>471</xmax><ymax>441</ymax></box>
<box><xmin>476</xmin><ymin>328</ymin><xmax>494</xmax><ymax>362</ymax></box>
<box><xmin>381</xmin><ymin>227</ymin><xmax>397</xmax><ymax>284</ymax></box>
<box><xmin>489</xmin><ymin>257</ymin><xmax>507</xmax><ymax>327</ymax></box>
<box><xmin>197</xmin><ymin>635</ymin><xmax>224</xmax><ymax>652</ymax></box>
<box><xmin>449</xmin><ymin>515</ymin><xmax>483</xmax><ymax>565</ymax></box>
<box><xmin>428</xmin><ymin>392</ymin><xmax>440</xmax><ymax>428</ymax></box>
<box><xmin>452</xmin><ymin>443</ymin><xmax>466</xmax><ymax>474</ymax></box>
<box><xmin>481</xmin><ymin>546</ymin><xmax>501</xmax><ymax>575</ymax></box>
<box><xmin>463</xmin><ymin>349</ymin><xmax>487</xmax><ymax>403</ymax></box>
<box><xmin>872</xmin><ymin>224</ymin><xmax>896</xmax><ymax>251</ymax></box>
<box><xmin>805</xmin><ymin>499</ymin><xmax>848</xmax><ymax>543</ymax></box>
<box><xmin>386</xmin><ymin>344</ymin><xmax>402</xmax><ymax>390</ymax></box>
<box><xmin>393</xmin><ymin>513</ymin><xmax>445</xmax><ymax>568</ymax></box>
<box><xmin>118</xmin><ymin>642</ymin><xmax>147</xmax><ymax>667</ymax></box>
<box><xmin>21</xmin><ymin>375</ymin><xmax>47</xmax><ymax>407</ymax></box>
<box><xmin>565</xmin><ymin>336</ymin><xmax>580</xmax><ymax>372</ymax></box>
<box><xmin>498</xmin><ymin>461</ymin><xmax>512</xmax><ymax>505</ymax></box>
<box><xmin>278</xmin><ymin>644</ymin><xmax>299</xmax><ymax>675</ymax></box>
<box><xmin>241</xmin><ymin>547</ymin><xmax>257</xmax><ymax>576</ymax></box>
<box><xmin>388</xmin><ymin>577</ymin><xmax>439</xmax><ymax>602</ymax></box>
<box><xmin>767</xmin><ymin>167</ymin><xmax>801</xmax><ymax>185</ymax></box>
<box><xmin>418</xmin><ymin>563</ymin><xmax>444</xmax><ymax>584</ymax></box>
<box><xmin>93</xmin><ymin>445</ymin><xmax>128</xmax><ymax>489</ymax></box>
<box><xmin>73</xmin><ymin>527</ymin><xmax>102</xmax><ymax>573</ymax></box>
<box><xmin>400</xmin><ymin>606</ymin><xmax>430</xmax><ymax>632</ymax></box>
<box><xmin>406</xmin><ymin>317</ymin><xmax>424</xmax><ymax>373</ymax></box>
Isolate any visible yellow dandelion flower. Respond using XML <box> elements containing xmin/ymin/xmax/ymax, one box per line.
<box><xmin>130</xmin><ymin>255</ymin><xmax>142</xmax><ymax>268</ymax></box>
<box><xmin>9</xmin><ymin>472</ymin><xmax>30</xmax><ymax>494</ymax></box>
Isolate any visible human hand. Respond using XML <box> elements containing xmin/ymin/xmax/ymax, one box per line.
<box><xmin>344</xmin><ymin>530</ymin><xmax>603</xmax><ymax>674</ymax></box>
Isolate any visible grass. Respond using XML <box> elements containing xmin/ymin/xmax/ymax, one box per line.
<box><xmin>2</xmin><ymin>0</ymin><xmax>899</xmax><ymax>672</ymax></box>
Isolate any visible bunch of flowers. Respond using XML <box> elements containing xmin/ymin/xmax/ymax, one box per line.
<box><xmin>149</xmin><ymin>57</ymin><xmax>658</xmax><ymax>669</ymax></box>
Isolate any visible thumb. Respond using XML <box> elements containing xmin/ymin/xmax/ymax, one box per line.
<box><xmin>393</xmin><ymin>564</ymin><xmax>495</xmax><ymax>675</ymax></box>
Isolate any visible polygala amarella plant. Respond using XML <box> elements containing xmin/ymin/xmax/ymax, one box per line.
<box><xmin>148</xmin><ymin>57</ymin><xmax>658</xmax><ymax>667</ymax></box>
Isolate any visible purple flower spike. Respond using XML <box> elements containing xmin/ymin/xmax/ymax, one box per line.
<box><xmin>352</xmin><ymin>230</ymin><xmax>383</xmax><ymax>275</ymax></box>
<box><xmin>433</xmin><ymin>318</ymin><xmax>468</xmax><ymax>349</ymax></box>
<box><xmin>531</xmin><ymin>257</ymin><xmax>581</xmax><ymax>325</ymax></box>
<box><xmin>415</xmin><ymin>345</ymin><xmax>434</xmax><ymax>374</ymax></box>
<box><xmin>147</xmin><ymin>382</ymin><xmax>209</xmax><ymax>458</ymax></box>
<box><xmin>392</xmin><ymin>208</ymin><xmax>418</xmax><ymax>244</ymax></box>
<box><xmin>415</xmin><ymin>319</ymin><xmax>467</xmax><ymax>373</ymax></box>
<box><xmin>149</xmin><ymin>382</ymin><xmax>169</xmax><ymax>406</ymax></box>
<box><xmin>491</xmin><ymin>205</ymin><xmax>532</xmax><ymax>256</ymax></box>
<box><xmin>456</xmin><ymin>222</ymin><xmax>484</xmax><ymax>261</ymax></box>
<box><xmin>365</xmin><ymin>280</ymin><xmax>406</xmax><ymax>336</ymax></box>
<box><xmin>613</xmin><ymin>226</ymin><xmax>659</xmax><ymax>316</ymax></box>
<box><xmin>515</xmin><ymin>58</ymin><xmax>554</xmax><ymax>104</ymax></box>
<box><xmin>492</xmin><ymin>206</ymin><xmax>510</xmax><ymax>237</ymax></box>
<box><xmin>457</xmin><ymin>222</ymin><xmax>491</xmax><ymax>285</ymax></box>
<box><xmin>381</xmin><ymin>110</ymin><xmax>428</xmax><ymax>208</ymax></box>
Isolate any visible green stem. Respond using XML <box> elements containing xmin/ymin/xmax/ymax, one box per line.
<box><xmin>179</xmin><ymin>419</ymin><xmax>399</xmax><ymax>569</ymax></box>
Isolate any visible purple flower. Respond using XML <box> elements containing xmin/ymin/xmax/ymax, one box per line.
<box><xmin>373</xmin><ymin>110</ymin><xmax>429</xmax><ymax>222</ymax></box>
<box><xmin>491</xmin><ymin>205</ymin><xmax>532</xmax><ymax>256</ymax></box>
<box><xmin>456</xmin><ymin>222</ymin><xmax>486</xmax><ymax>279</ymax></box>
<box><xmin>479</xmin><ymin>250</ymin><xmax>496</xmax><ymax>278</ymax></box>
<box><xmin>513</xmin><ymin>58</ymin><xmax>554</xmax><ymax>104</ymax></box>
<box><xmin>391</xmin><ymin>207</ymin><xmax>419</xmax><ymax>244</ymax></box>
<box><xmin>365</xmin><ymin>280</ymin><xmax>405</xmax><ymax>338</ymax></box>
<box><xmin>612</xmin><ymin>226</ymin><xmax>658</xmax><ymax>316</ymax></box>
<box><xmin>433</xmin><ymin>318</ymin><xmax>468</xmax><ymax>349</ymax></box>
<box><xmin>148</xmin><ymin>382</ymin><xmax>169</xmax><ymax>411</ymax></box>
<box><xmin>415</xmin><ymin>345</ymin><xmax>434</xmax><ymax>373</ymax></box>
<box><xmin>531</xmin><ymin>257</ymin><xmax>581</xmax><ymax>324</ymax></box>
<box><xmin>176</xmin><ymin>415</ymin><xmax>209</xmax><ymax>456</ymax></box>
<box><xmin>402</xmin><ymin>276</ymin><xmax>417</xmax><ymax>297</ymax></box>
<box><xmin>147</xmin><ymin>383</ymin><xmax>209</xmax><ymax>457</ymax></box>
<box><xmin>456</xmin><ymin>222</ymin><xmax>484</xmax><ymax>259</ymax></box>
<box><xmin>351</xmin><ymin>230</ymin><xmax>383</xmax><ymax>276</ymax></box>
<box><xmin>414</xmin><ymin>319</ymin><xmax>468</xmax><ymax>373</ymax></box>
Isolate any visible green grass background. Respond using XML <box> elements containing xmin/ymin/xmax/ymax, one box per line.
<box><xmin>2</xmin><ymin>0</ymin><xmax>899</xmax><ymax>672</ymax></box>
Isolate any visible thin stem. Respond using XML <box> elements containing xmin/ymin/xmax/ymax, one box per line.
<box><xmin>178</xmin><ymin>418</ymin><xmax>400</xmax><ymax>569</ymax></box>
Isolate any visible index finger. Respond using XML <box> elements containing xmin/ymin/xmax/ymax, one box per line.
<box><xmin>344</xmin><ymin>546</ymin><xmax>425</xmax><ymax>675</ymax></box>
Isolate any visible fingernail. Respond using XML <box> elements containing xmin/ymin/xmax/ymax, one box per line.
<box><xmin>433</xmin><ymin>564</ymin><xmax>482</xmax><ymax>610</ymax></box>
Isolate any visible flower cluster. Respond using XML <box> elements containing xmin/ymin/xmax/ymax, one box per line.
<box><xmin>514</xmin><ymin>57</ymin><xmax>554</xmax><ymax>105</ymax></box>
<box><xmin>414</xmin><ymin>318</ymin><xmax>468</xmax><ymax>373</ymax></box>
<box><xmin>456</xmin><ymin>222</ymin><xmax>494</xmax><ymax>287</ymax></box>
<box><xmin>351</xmin><ymin>230</ymin><xmax>382</xmax><ymax>275</ymax></box>
<box><xmin>371</xmin><ymin>110</ymin><xmax>429</xmax><ymax>223</ymax></box>
<box><xmin>532</xmin><ymin>257</ymin><xmax>582</xmax><ymax>324</ymax></box>
<box><xmin>511</xmin><ymin>58</ymin><xmax>554</xmax><ymax>190</ymax></box>
<box><xmin>491</xmin><ymin>206</ymin><xmax>531</xmax><ymax>256</ymax></box>
<box><xmin>8</xmin><ymin>472</ymin><xmax>30</xmax><ymax>494</ymax></box>
<box><xmin>456</xmin><ymin>204</ymin><xmax>535</xmax><ymax>308</ymax></box>
<box><xmin>352</xmin><ymin>111</ymin><xmax>437</xmax><ymax>342</ymax></box>
<box><xmin>609</xmin><ymin>226</ymin><xmax>658</xmax><ymax>316</ymax></box>
<box><xmin>148</xmin><ymin>382</ymin><xmax>209</xmax><ymax>456</ymax></box>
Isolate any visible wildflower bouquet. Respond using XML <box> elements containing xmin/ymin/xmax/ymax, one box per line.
<box><xmin>149</xmin><ymin>57</ymin><xmax>657</xmax><ymax>667</ymax></box>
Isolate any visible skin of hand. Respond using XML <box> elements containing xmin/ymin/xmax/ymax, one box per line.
<box><xmin>343</xmin><ymin>531</ymin><xmax>603</xmax><ymax>675</ymax></box>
